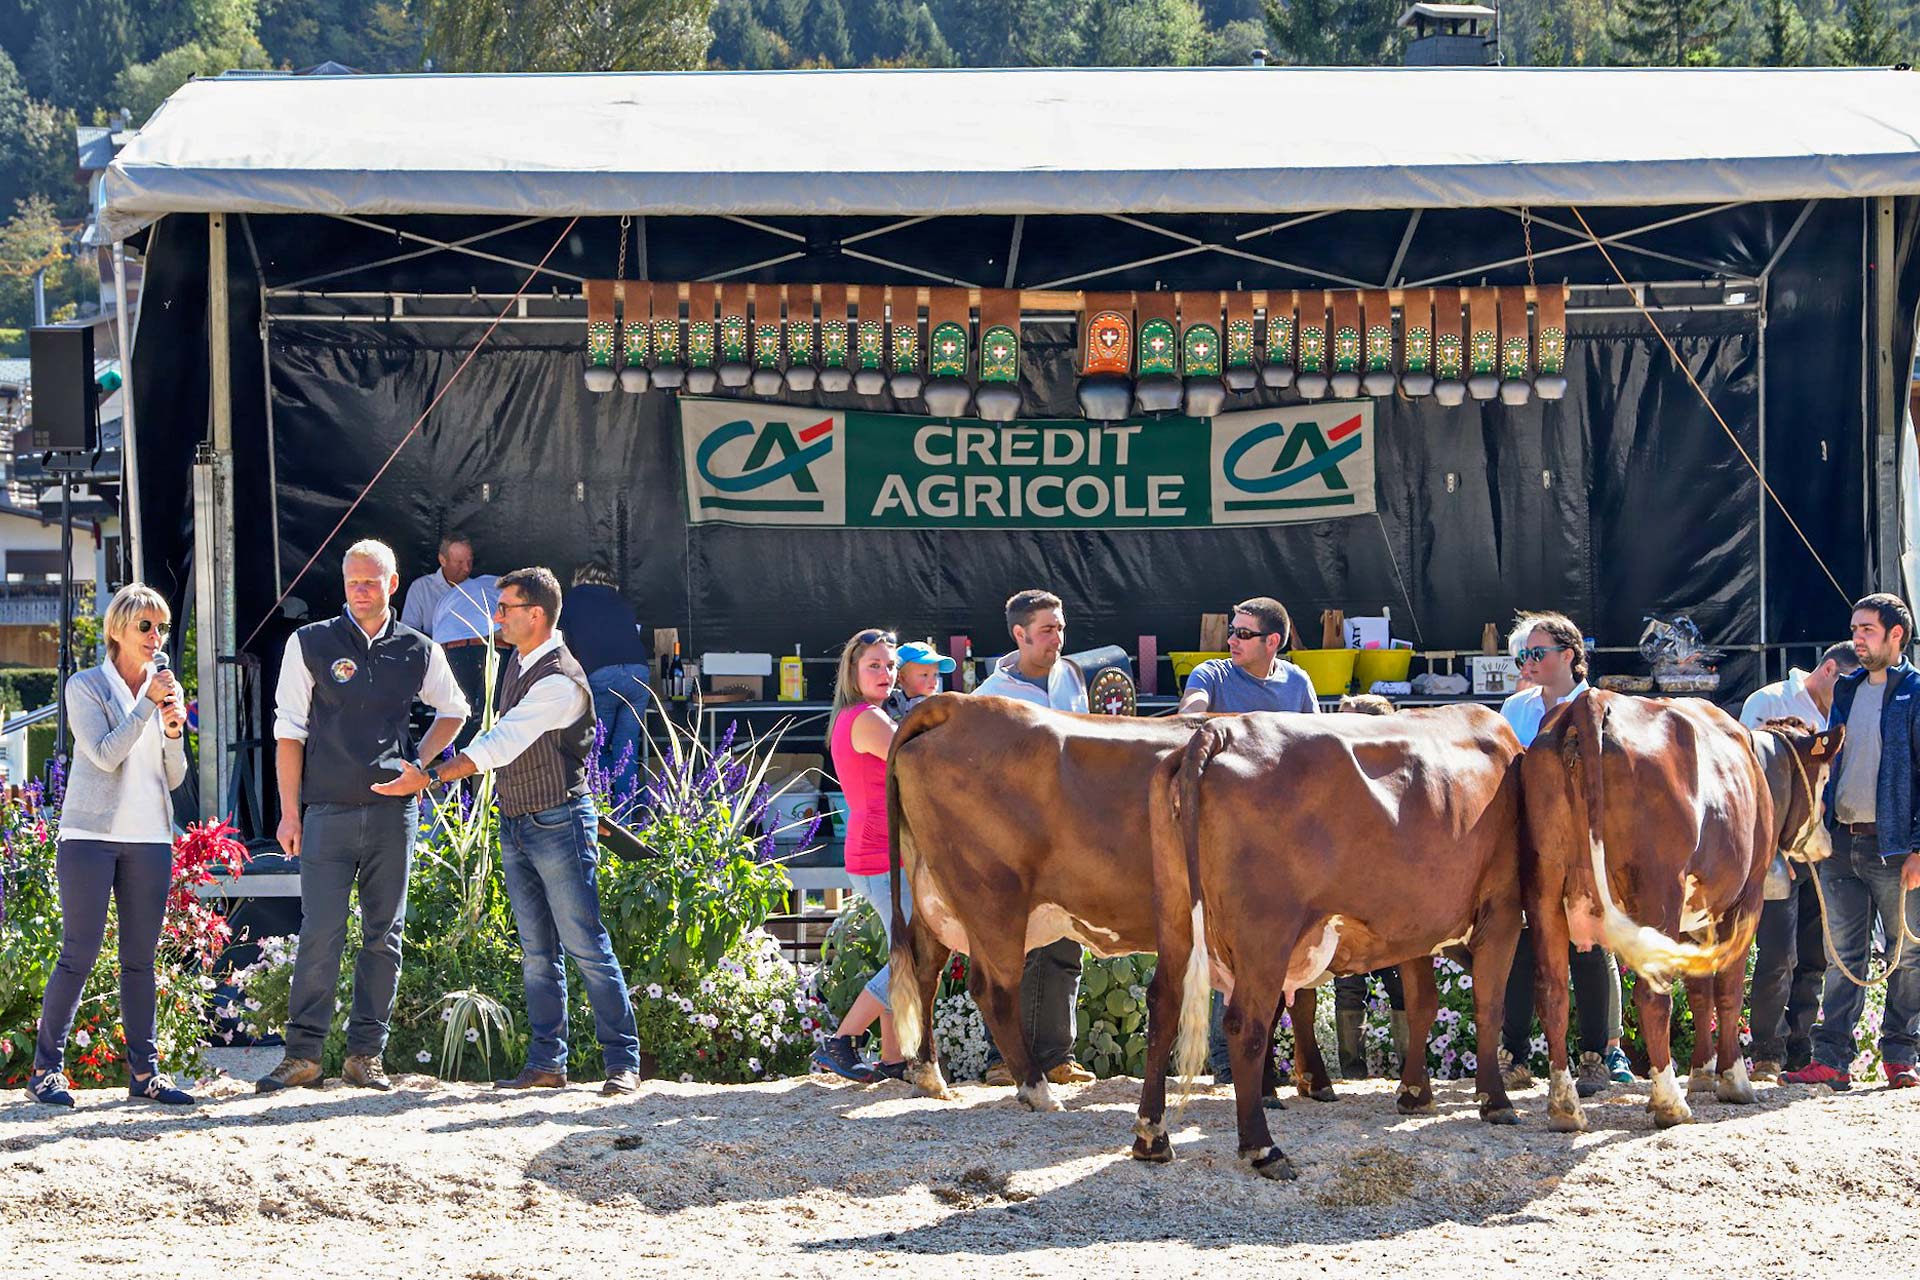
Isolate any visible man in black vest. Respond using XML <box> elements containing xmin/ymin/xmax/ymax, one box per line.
<box><xmin>261</xmin><ymin>538</ymin><xmax>470</xmax><ymax>1093</ymax></box>
<box><xmin>375</xmin><ymin>566</ymin><xmax>642</xmax><ymax>1094</ymax></box>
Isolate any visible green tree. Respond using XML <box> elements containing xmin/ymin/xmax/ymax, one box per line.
<box><xmin>1827</xmin><ymin>0</ymin><xmax>1905</xmax><ymax>61</ymax></box>
<box><xmin>23</xmin><ymin>0</ymin><xmax>136</xmax><ymax>114</ymax></box>
<box><xmin>113</xmin><ymin>35</ymin><xmax>271</xmax><ymax>125</ymax></box>
<box><xmin>1262</xmin><ymin>0</ymin><xmax>1401</xmax><ymax>65</ymax></box>
<box><xmin>930</xmin><ymin>0</ymin><xmax>1090</xmax><ymax>66</ymax></box>
<box><xmin>1611</xmin><ymin>0</ymin><xmax>1738</xmax><ymax>63</ymax></box>
<box><xmin>1204</xmin><ymin>15</ymin><xmax>1268</xmax><ymax>61</ymax></box>
<box><xmin>801</xmin><ymin>0</ymin><xmax>854</xmax><ymax>63</ymax></box>
<box><xmin>846</xmin><ymin>0</ymin><xmax>952</xmax><ymax>65</ymax></box>
<box><xmin>420</xmin><ymin>0</ymin><xmax>713</xmax><ymax>71</ymax></box>
<box><xmin>0</xmin><ymin>195</ymin><xmax>99</xmax><ymax>331</ymax></box>
<box><xmin>1758</xmin><ymin>0</ymin><xmax>1811</xmax><ymax>62</ymax></box>
<box><xmin>1087</xmin><ymin>0</ymin><xmax>1208</xmax><ymax>63</ymax></box>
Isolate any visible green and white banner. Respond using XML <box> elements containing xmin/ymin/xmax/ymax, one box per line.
<box><xmin>679</xmin><ymin>399</ymin><xmax>1375</xmax><ymax>530</ymax></box>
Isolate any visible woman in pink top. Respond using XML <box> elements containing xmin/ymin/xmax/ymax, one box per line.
<box><xmin>811</xmin><ymin>628</ymin><xmax>911</xmax><ymax>1083</ymax></box>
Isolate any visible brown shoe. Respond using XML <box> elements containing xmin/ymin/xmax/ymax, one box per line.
<box><xmin>982</xmin><ymin>1060</ymin><xmax>1015</xmax><ymax>1087</ymax></box>
<box><xmin>1046</xmin><ymin>1060</ymin><xmax>1096</xmax><ymax>1085</ymax></box>
<box><xmin>343</xmin><ymin>1054</ymin><xmax>392</xmax><ymax>1091</ymax></box>
<box><xmin>601</xmin><ymin>1070</ymin><xmax>639</xmax><ymax>1096</ymax></box>
<box><xmin>1750</xmin><ymin>1059</ymin><xmax>1782</xmax><ymax>1082</ymax></box>
<box><xmin>495</xmin><ymin>1065</ymin><xmax>568</xmax><ymax>1090</ymax></box>
<box><xmin>256</xmin><ymin>1055</ymin><xmax>322</xmax><ymax>1093</ymax></box>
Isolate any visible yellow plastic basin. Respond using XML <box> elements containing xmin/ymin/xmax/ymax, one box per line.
<box><xmin>1353</xmin><ymin>648</ymin><xmax>1414</xmax><ymax>689</ymax></box>
<box><xmin>1169</xmin><ymin>651</ymin><xmax>1229</xmax><ymax>683</ymax></box>
<box><xmin>1290</xmin><ymin>648</ymin><xmax>1359</xmax><ymax>697</ymax></box>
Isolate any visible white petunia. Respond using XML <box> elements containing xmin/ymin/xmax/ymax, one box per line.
<box><xmin>748</xmin><ymin>1058</ymin><xmax>762</xmax><ymax>1072</ymax></box>
<box><xmin>417</xmin><ymin>1050</ymin><xmax>433</xmax><ymax>1063</ymax></box>
<box><xmin>646</xmin><ymin>983</ymin><xmax>664</xmax><ymax>999</ymax></box>
<box><xmin>441</xmin><ymin>1008</ymin><xmax>456</xmax><ymax>1022</ymax></box>
<box><xmin>464</xmin><ymin>1027</ymin><xmax>480</xmax><ymax>1043</ymax></box>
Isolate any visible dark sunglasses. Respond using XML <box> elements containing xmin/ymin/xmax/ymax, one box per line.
<box><xmin>1517</xmin><ymin>644</ymin><xmax>1571</xmax><ymax>665</ymax></box>
<box><xmin>1227</xmin><ymin>626</ymin><xmax>1274</xmax><ymax>642</ymax></box>
<box><xmin>856</xmin><ymin>629</ymin><xmax>897</xmax><ymax>645</ymax></box>
<box><xmin>134</xmin><ymin>619</ymin><xmax>171</xmax><ymax>637</ymax></box>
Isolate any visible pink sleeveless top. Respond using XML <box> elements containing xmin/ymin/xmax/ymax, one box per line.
<box><xmin>830</xmin><ymin>704</ymin><xmax>892</xmax><ymax>877</ymax></box>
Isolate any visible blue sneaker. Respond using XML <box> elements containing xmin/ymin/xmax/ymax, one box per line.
<box><xmin>810</xmin><ymin>1035</ymin><xmax>880</xmax><ymax>1083</ymax></box>
<box><xmin>1603</xmin><ymin>1045</ymin><xmax>1635</xmax><ymax>1084</ymax></box>
<box><xmin>28</xmin><ymin>1070</ymin><xmax>74</xmax><ymax>1107</ymax></box>
<box><xmin>130</xmin><ymin>1072</ymin><xmax>196</xmax><ymax>1105</ymax></box>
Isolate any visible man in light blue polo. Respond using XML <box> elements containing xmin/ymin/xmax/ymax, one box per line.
<box><xmin>973</xmin><ymin>588</ymin><xmax>1093</xmax><ymax>1088</ymax></box>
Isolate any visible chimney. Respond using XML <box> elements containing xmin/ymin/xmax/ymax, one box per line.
<box><xmin>1251</xmin><ymin>47</ymin><xmax>1268</xmax><ymax>68</ymax></box>
<box><xmin>1398</xmin><ymin>2</ymin><xmax>1499</xmax><ymax>66</ymax></box>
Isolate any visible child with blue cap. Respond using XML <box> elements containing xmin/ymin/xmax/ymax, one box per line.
<box><xmin>884</xmin><ymin>639</ymin><xmax>955</xmax><ymax>721</ymax></box>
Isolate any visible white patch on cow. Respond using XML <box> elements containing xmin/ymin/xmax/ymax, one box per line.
<box><xmin>1133</xmin><ymin>1115</ymin><xmax>1167</xmax><ymax>1145</ymax></box>
<box><xmin>1016</xmin><ymin>1077</ymin><xmax>1060</xmax><ymax>1113</ymax></box>
<box><xmin>1564</xmin><ymin>895</ymin><xmax>1606</xmax><ymax>951</ymax></box>
<box><xmin>1547</xmin><ymin>1066</ymin><xmax>1587</xmax><ymax>1132</ymax></box>
<box><xmin>1432</xmin><ymin>929</ymin><xmax>1472</xmax><ymax>953</ymax></box>
<box><xmin>1283</xmin><ymin>917</ymin><xmax>1344</xmax><ymax>1001</ymax></box>
<box><xmin>1024</xmin><ymin>902</ymin><xmax>1125</xmax><ymax>957</ymax></box>
<box><xmin>1717</xmin><ymin>1057</ymin><xmax>1757</xmax><ymax>1105</ymax></box>
<box><xmin>1647</xmin><ymin>1062</ymin><xmax>1692</xmax><ymax>1126</ymax></box>
<box><xmin>911</xmin><ymin>868</ymin><xmax>971</xmax><ymax>954</ymax></box>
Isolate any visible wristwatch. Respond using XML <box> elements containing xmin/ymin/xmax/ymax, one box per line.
<box><xmin>421</xmin><ymin>761</ymin><xmax>445</xmax><ymax>790</ymax></box>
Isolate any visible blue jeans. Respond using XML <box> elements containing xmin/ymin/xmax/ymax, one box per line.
<box><xmin>500</xmin><ymin>795</ymin><xmax>639</xmax><ymax>1075</ymax></box>
<box><xmin>35</xmin><ymin>840</ymin><xmax>172</xmax><ymax>1078</ymax></box>
<box><xmin>1811</xmin><ymin>826</ymin><xmax>1920</xmax><ymax>1071</ymax></box>
<box><xmin>846</xmin><ymin>871</ymin><xmax>913</xmax><ymax>1009</ymax></box>
<box><xmin>588</xmin><ymin>663</ymin><xmax>652</xmax><ymax>805</ymax></box>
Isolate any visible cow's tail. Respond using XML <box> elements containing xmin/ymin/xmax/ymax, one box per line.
<box><xmin>886</xmin><ymin>697</ymin><xmax>958</xmax><ymax>1062</ymax></box>
<box><xmin>1170</xmin><ymin>724</ymin><xmax>1224</xmax><ymax>1089</ymax></box>
<box><xmin>1565</xmin><ymin>694</ymin><xmax>1750</xmax><ymax>988</ymax></box>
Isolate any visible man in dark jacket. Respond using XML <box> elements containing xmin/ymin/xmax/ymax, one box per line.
<box><xmin>1785</xmin><ymin>593</ymin><xmax>1920</xmax><ymax>1090</ymax></box>
<box><xmin>562</xmin><ymin>563</ymin><xmax>651</xmax><ymax>806</ymax></box>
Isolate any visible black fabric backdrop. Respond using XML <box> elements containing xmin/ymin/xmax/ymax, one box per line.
<box><xmin>129</xmin><ymin>200</ymin><xmax>1920</xmax><ymax>728</ymax></box>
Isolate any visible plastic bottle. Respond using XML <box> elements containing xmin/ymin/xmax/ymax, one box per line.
<box><xmin>779</xmin><ymin>645</ymin><xmax>806</xmax><ymax>702</ymax></box>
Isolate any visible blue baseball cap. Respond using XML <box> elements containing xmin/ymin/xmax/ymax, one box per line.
<box><xmin>896</xmin><ymin>641</ymin><xmax>957</xmax><ymax>672</ymax></box>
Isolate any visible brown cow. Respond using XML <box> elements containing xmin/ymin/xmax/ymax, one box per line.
<box><xmin>1520</xmin><ymin>692</ymin><xmax>1841</xmax><ymax>1131</ymax></box>
<box><xmin>1139</xmin><ymin>704</ymin><xmax>1528</xmax><ymax>1181</ymax></box>
<box><xmin>884</xmin><ymin>693</ymin><xmax>1336</xmax><ymax>1111</ymax></box>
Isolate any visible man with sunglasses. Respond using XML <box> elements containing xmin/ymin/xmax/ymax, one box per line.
<box><xmin>1177</xmin><ymin>597</ymin><xmax>1318</xmax><ymax>716</ymax></box>
<box><xmin>373</xmin><ymin>566</ymin><xmax>642</xmax><ymax>1095</ymax></box>
<box><xmin>262</xmin><ymin>538</ymin><xmax>470</xmax><ymax>1094</ymax></box>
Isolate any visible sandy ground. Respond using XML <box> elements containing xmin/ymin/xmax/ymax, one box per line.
<box><xmin>2</xmin><ymin>1063</ymin><xmax>1916</xmax><ymax>1278</ymax></box>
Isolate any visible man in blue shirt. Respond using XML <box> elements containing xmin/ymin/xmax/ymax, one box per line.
<box><xmin>563</xmin><ymin>562</ymin><xmax>651</xmax><ymax>808</ymax></box>
<box><xmin>1177</xmin><ymin>597</ymin><xmax>1318</xmax><ymax>716</ymax></box>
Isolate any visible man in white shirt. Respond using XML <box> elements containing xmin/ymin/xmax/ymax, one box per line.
<box><xmin>374</xmin><ymin>566</ymin><xmax>641</xmax><ymax>1096</ymax></box>
<box><xmin>260</xmin><ymin>538</ymin><xmax>469</xmax><ymax>1094</ymax></box>
<box><xmin>1497</xmin><ymin>611</ymin><xmax>1631</xmax><ymax>1098</ymax></box>
<box><xmin>971</xmin><ymin>588</ymin><xmax>1093</xmax><ymax>1089</ymax></box>
<box><xmin>429</xmin><ymin>571</ymin><xmax>503</xmax><ymax>748</ymax></box>
<box><xmin>399</xmin><ymin>533</ymin><xmax>474</xmax><ymax>634</ymax></box>
<box><xmin>1740</xmin><ymin>641</ymin><xmax>1860</xmax><ymax>1078</ymax></box>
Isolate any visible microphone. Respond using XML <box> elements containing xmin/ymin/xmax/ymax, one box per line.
<box><xmin>154</xmin><ymin>652</ymin><xmax>182</xmax><ymax>737</ymax></box>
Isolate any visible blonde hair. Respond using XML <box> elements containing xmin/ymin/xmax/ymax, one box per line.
<box><xmin>830</xmin><ymin>628</ymin><xmax>897</xmax><ymax>724</ymax></box>
<box><xmin>104</xmin><ymin>582</ymin><xmax>170</xmax><ymax>661</ymax></box>
<box><xmin>342</xmin><ymin>538</ymin><xmax>398</xmax><ymax>578</ymax></box>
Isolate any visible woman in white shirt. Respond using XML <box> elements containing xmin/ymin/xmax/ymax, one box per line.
<box><xmin>27</xmin><ymin>584</ymin><xmax>192</xmax><ymax>1107</ymax></box>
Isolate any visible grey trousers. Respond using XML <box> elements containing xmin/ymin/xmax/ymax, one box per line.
<box><xmin>284</xmin><ymin>799</ymin><xmax>418</xmax><ymax>1061</ymax></box>
<box><xmin>982</xmin><ymin>938</ymin><xmax>1085</xmax><ymax>1072</ymax></box>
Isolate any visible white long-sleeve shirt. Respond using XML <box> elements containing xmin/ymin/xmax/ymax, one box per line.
<box><xmin>464</xmin><ymin>631</ymin><xmax>592</xmax><ymax>773</ymax></box>
<box><xmin>273</xmin><ymin>611</ymin><xmax>470</xmax><ymax>743</ymax></box>
<box><xmin>1738</xmin><ymin>669</ymin><xmax>1829</xmax><ymax>731</ymax></box>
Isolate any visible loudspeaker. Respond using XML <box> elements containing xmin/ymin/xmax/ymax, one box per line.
<box><xmin>28</xmin><ymin>325</ymin><xmax>97</xmax><ymax>452</ymax></box>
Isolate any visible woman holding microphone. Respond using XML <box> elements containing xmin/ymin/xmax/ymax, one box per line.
<box><xmin>27</xmin><ymin>584</ymin><xmax>192</xmax><ymax>1107</ymax></box>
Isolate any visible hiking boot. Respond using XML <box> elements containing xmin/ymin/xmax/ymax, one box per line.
<box><xmin>1886</xmin><ymin>1063</ymin><xmax>1919</xmax><ymax>1089</ymax></box>
<box><xmin>872</xmin><ymin>1060</ymin><xmax>909</xmax><ymax>1082</ymax></box>
<box><xmin>1576</xmin><ymin>1050</ymin><xmax>1609</xmax><ymax>1097</ymax></box>
<box><xmin>1045</xmin><ymin>1060</ymin><xmax>1095</xmax><ymax>1086</ymax></box>
<box><xmin>27</xmin><ymin>1070</ymin><xmax>74</xmax><ymax>1107</ymax></box>
<box><xmin>600</xmin><ymin>1070</ymin><xmax>640</xmax><ymax>1096</ymax></box>
<box><xmin>1750</xmin><ymin>1060</ymin><xmax>1782</xmax><ymax>1082</ymax></box>
<box><xmin>809</xmin><ymin>1035</ymin><xmax>879</xmax><ymax>1084</ymax></box>
<box><xmin>982</xmin><ymin>1060</ymin><xmax>1015</xmax><ymax>1087</ymax></box>
<box><xmin>1498</xmin><ymin>1047</ymin><xmax>1533</xmax><ymax>1091</ymax></box>
<box><xmin>256</xmin><ymin>1055</ymin><xmax>322</xmax><ymax>1093</ymax></box>
<box><xmin>1781</xmin><ymin>1061</ymin><xmax>1851</xmax><ymax>1090</ymax></box>
<box><xmin>495</xmin><ymin>1065</ymin><xmax>568</xmax><ymax>1090</ymax></box>
<box><xmin>130</xmin><ymin>1072</ymin><xmax>195</xmax><ymax>1105</ymax></box>
<box><xmin>343</xmin><ymin>1055</ymin><xmax>391</xmax><ymax>1092</ymax></box>
<box><xmin>1603</xmin><ymin>1045</ymin><xmax>1635</xmax><ymax>1084</ymax></box>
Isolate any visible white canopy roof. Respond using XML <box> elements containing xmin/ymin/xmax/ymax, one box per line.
<box><xmin>100</xmin><ymin>64</ymin><xmax>1920</xmax><ymax>240</ymax></box>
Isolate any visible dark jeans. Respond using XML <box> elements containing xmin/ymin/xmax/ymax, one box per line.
<box><xmin>285</xmin><ymin>800</ymin><xmax>418</xmax><ymax>1061</ymax></box>
<box><xmin>1810</xmin><ymin>826</ymin><xmax>1920</xmax><ymax>1071</ymax></box>
<box><xmin>1504</xmin><ymin>924</ymin><xmax>1622</xmax><ymax>1060</ymax></box>
<box><xmin>1334</xmin><ymin>968</ymin><xmax>1406</xmax><ymax>1013</ymax></box>
<box><xmin>1749</xmin><ymin>875</ymin><xmax>1824</xmax><ymax>1065</ymax></box>
<box><xmin>35</xmin><ymin>839</ymin><xmax>172</xmax><ymax>1078</ymax></box>
<box><xmin>587</xmin><ymin>662</ymin><xmax>652</xmax><ymax>806</ymax></box>
<box><xmin>500</xmin><ymin>795</ymin><xmax>639</xmax><ymax>1075</ymax></box>
<box><xmin>981</xmin><ymin>938</ymin><xmax>1084</xmax><ymax>1073</ymax></box>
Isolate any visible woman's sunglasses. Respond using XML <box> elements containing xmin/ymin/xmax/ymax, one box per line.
<box><xmin>134</xmin><ymin>619</ymin><xmax>171</xmax><ymax>637</ymax></box>
<box><xmin>856</xmin><ymin>629</ymin><xmax>897</xmax><ymax>645</ymax></box>
<box><xmin>1516</xmin><ymin>644</ymin><xmax>1570</xmax><ymax>665</ymax></box>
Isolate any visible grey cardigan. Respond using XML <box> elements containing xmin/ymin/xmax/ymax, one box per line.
<box><xmin>62</xmin><ymin>664</ymin><xmax>188</xmax><ymax>835</ymax></box>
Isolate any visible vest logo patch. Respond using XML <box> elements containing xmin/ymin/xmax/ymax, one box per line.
<box><xmin>330</xmin><ymin>658</ymin><xmax>358</xmax><ymax>684</ymax></box>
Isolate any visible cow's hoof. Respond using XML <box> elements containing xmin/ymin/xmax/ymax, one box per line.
<box><xmin>1547</xmin><ymin>1105</ymin><xmax>1588</xmax><ymax>1133</ymax></box>
<box><xmin>1717</xmin><ymin>1059</ymin><xmax>1757</xmax><ymax>1105</ymax></box>
<box><xmin>1241</xmin><ymin>1146</ymin><xmax>1299</xmax><ymax>1181</ymax></box>
<box><xmin>1261</xmin><ymin>1094</ymin><xmax>1287</xmax><ymax>1111</ymax></box>
<box><xmin>1395</xmin><ymin>1084</ymin><xmax>1437</xmax><ymax>1115</ymax></box>
<box><xmin>1015</xmin><ymin>1081</ymin><xmax>1062</xmax><ymax>1113</ymax></box>
<box><xmin>909</xmin><ymin>1062</ymin><xmax>957</xmax><ymax>1101</ymax></box>
<box><xmin>1687</xmin><ymin>1067</ymin><xmax>1719</xmax><ymax>1094</ymax></box>
<box><xmin>1130</xmin><ymin>1133</ymin><xmax>1174</xmax><ymax>1163</ymax></box>
<box><xmin>1298</xmin><ymin>1085</ymin><xmax>1338</xmax><ymax>1103</ymax></box>
<box><xmin>1650</xmin><ymin>1101</ymin><xmax>1694</xmax><ymax>1128</ymax></box>
<box><xmin>1480</xmin><ymin>1104</ymin><xmax>1522</xmax><ymax>1126</ymax></box>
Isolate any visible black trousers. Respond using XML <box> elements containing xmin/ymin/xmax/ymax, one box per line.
<box><xmin>980</xmin><ymin>938</ymin><xmax>1084</xmax><ymax>1072</ymax></box>
<box><xmin>1749</xmin><ymin>875</ymin><xmax>1825</xmax><ymax>1065</ymax></box>
<box><xmin>1503</xmin><ymin>924</ymin><xmax>1621</xmax><ymax>1060</ymax></box>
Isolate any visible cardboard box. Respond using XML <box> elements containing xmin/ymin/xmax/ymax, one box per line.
<box><xmin>1469</xmin><ymin>655</ymin><xmax>1521</xmax><ymax>696</ymax></box>
<box><xmin>703</xmin><ymin>652</ymin><xmax>773</xmax><ymax>677</ymax></box>
<box><xmin>1344</xmin><ymin>616</ymin><xmax>1390</xmax><ymax>649</ymax></box>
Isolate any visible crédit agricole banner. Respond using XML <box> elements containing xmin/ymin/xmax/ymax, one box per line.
<box><xmin>678</xmin><ymin>398</ymin><xmax>1375</xmax><ymax>529</ymax></box>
